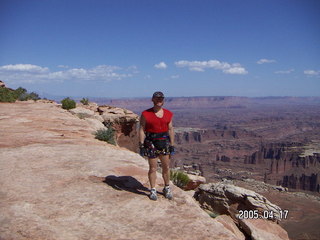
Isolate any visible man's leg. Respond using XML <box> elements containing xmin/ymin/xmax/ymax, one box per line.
<box><xmin>148</xmin><ymin>158</ymin><xmax>158</xmax><ymax>189</ymax></box>
<box><xmin>159</xmin><ymin>154</ymin><xmax>170</xmax><ymax>186</ymax></box>
<box><xmin>159</xmin><ymin>154</ymin><xmax>173</xmax><ymax>199</ymax></box>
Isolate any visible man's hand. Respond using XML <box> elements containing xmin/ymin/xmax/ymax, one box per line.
<box><xmin>169</xmin><ymin>145</ymin><xmax>175</xmax><ymax>155</ymax></box>
<box><xmin>139</xmin><ymin>143</ymin><xmax>147</xmax><ymax>156</ymax></box>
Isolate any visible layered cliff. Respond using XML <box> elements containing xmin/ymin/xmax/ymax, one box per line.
<box><xmin>245</xmin><ymin>143</ymin><xmax>320</xmax><ymax>192</ymax></box>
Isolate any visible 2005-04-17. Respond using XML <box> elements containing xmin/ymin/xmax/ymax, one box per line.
<box><xmin>237</xmin><ymin>209</ymin><xmax>289</xmax><ymax>220</ymax></box>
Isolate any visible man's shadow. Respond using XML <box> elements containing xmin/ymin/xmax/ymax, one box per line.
<box><xmin>103</xmin><ymin>175</ymin><xmax>149</xmax><ymax>196</ymax></box>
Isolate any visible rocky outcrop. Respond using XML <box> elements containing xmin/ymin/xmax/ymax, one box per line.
<box><xmin>0</xmin><ymin>80</ymin><xmax>15</xmax><ymax>91</ymax></box>
<box><xmin>98</xmin><ymin>105</ymin><xmax>139</xmax><ymax>151</ymax></box>
<box><xmin>195</xmin><ymin>181</ymin><xmax>283</xmax><ymax>222</ymax></box>
<box><xmin>184</xmin><ymin>174</ymin><xmax>206</xmax><ymax>191</ymax></box>
<box><xmin>0</xmin><ymin>80</ymin><xmax>5</xmax><ymax>88</ymax></box>
<box><xmin>194</xmin><ymin>181</ymin><xmax>290</xmax><ymax>239</ymax></box>
<box><xmin>68</xmin><ymin>103</ymin><xmax>139</xmax><ymax>152</ymax></box>
<box><xmin>0</xmin><ymin>101</ymin><xmax>247</xmax><ymax>240</ymax></box>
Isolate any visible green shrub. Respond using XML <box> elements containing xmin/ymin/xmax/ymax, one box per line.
<box><xmin>170</xmin><ymin>170</ymin><xmax>190</xmax><ymax>188</ymax></box>
<box><xmin>207</xmin><ymin>211</ymin><xmax>219</xmax><ymax>218</ymax></box>
<box><xmin>94</xmin><ymin>128</ymin><xmax>116</xmax><ymax>145</ymax></box>
<box><xmin>18</xmin><ymin>91</ymin><xmax>40</xmax><ymax>101</ymax></box>
<box><xmin>14</xmin><ymin>87</ymin><xmax>27</xmax><ymax>99</ymax></box>
<box><xmin>27</xmin><ymin>92</ymin><xmax>40</xmax><ymax>101</ymax></box>
<box><xmin>80</xmin><ymin>98</ymin><xmax>89</xmax><ymax>105</ymax></box>
<box><xmin>0</xmin><ymin>86</ymin><xmax>40</xmax><ymax>102</ymax></box>
<box><xmin>61</xmin><ymin>97</ymin><xmax>76</xmax><ymax>110</ymax></box>
<box><xmin>0</xmin><ymin>88</ymin><xmax>16</xmax><ymax>102</ymax></box>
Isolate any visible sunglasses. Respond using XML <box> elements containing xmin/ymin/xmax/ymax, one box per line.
<box><xmin>154</xmin><ymin>97</ymin><xmax>164</xmax><ymax>101</ymax></box>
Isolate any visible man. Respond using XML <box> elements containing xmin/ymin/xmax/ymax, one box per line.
<box><xmin>139</xmin><ymin>91</ymin><xmax>175</xmax><ymax>201</ymax></box>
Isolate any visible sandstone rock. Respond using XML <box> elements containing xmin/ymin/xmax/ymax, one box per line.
<box><xmin>67</xmin><ymin>104</ymin><xmax>139</xmax><ymax>151</ymax></box>
<box><xmin>184</xmin><ymin>174</ymin><xmax>206</xmax><ymax>191</ymax></box>
<box><xmin>215</xmin><ymin>215</ymin><xmax>245</xmax><ymax>240</ymax></box>
<box><xmin>69</xmin><ymin>106</ymin><xmax>104</xmax><ymax>122</ymax></box>
<box><xmin>0</xmin><ymin>101</ymin><xmax>245</xmax><ymax>240</ymax></box>
<box><xmin>0</xmin><ymin>80</ymin><xmax>6</xmax><ymax>87</ymax></box>
<box><xmin>196</xmin><ymin>182</ymin><xmax>283</xmax><ymax>221</ymax></box>
<box><xmin>97</xmin><ymin>105</ymin><xmax>139</xmax><ymax>152</ymax></box>
<box><xmin>78</xmin><ymin>102</ymin><xmax>99</xmax><ymax>112</ymax></box>
<box><xmin>69</xmin><ymin>106</ymin><xmax>95</xmax><ymax>118</ymax></box>
<box><xmin>84</xmin><ymin>118</ymin><xmax>107</xmax><ymax>132</ymax></box>
<box><xmin>98</xmin><ymin>105</ymin><xmax>139</xmax><ymax>120</ymax></box>
<box><xmin>239</xmin><ymin>218</ymin><xmax>290</xmax><ymax>240</ymax></box>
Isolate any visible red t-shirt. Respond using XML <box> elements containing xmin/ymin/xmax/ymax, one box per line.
<box><xmin>142</xmin><ymin>108</ymin><xmax>173</xmax><ymax>133</ymax></box>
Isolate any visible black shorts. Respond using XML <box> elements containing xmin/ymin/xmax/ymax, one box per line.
<box><xmin>144</xmin><ymin>132</ymin><xmax>170</xmax><ymax>158</ymax></box>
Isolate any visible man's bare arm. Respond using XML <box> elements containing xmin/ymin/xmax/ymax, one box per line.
<box><xmin>139</xmin><ymin>114</ymin><xmax>146</xmax><ymax>144</ymax></box>
<box><xmin>168</xmin><ymin>120</ymin><xmax>174</xmax><ymax>146</ymax></box>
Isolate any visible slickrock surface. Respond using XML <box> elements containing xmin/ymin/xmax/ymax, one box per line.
<box><xmin>0</xmin><ymin>101</ymin><xmax>244</xmax><ymax>240</ymax></box>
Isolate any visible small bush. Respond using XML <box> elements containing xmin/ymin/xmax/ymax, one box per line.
<box><xmin>94</xmin><ymin>128</ymin><xmax>116</xmax><ymax>145</ymax></box>
<box><xmin>170</xmin><ymin>170</ymin><xmax>190</xmax><ymax>188</ymax></box>
<box><xmin>14</xmin><ymin>87</ymin><xmax>27</xmax><ymax>99</ymax></box>
<box><xmin>80</xmin><ymin>97</ymin><xmax>89</xmax><ymax>105</ymax></box>
<box><xmin>18</xmin><ymin>91</ymin><xmax>40</xmax><ymax>101</ymax></box>
<box><xmin>61</xmin><ymin>97</ymin><xmax>76</xmax><ymax>110</ymax></box>
<box><xmin>0</xmin><ymin>86</ymin><xmax>40</xmax><ymax>102</ymax></box>
<box><xmin>207</xmin><ymin>211</ymin><xmax>219</xmax><ymax>218</ymax></box>
<box><xmin>27</xmin><ymin>92</ymin><xmax>40</xmax><ymax>101</ymax></box>
<box><xmin>0</xmin><ymin>88</ymin><xmax>16</xmax><ymax>102</ymax></box>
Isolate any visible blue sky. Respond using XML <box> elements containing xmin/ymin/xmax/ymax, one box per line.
<box><xmin>0</xmin><ymin>0</ymin><xmax>319</xmax><ymax>98</ymax></box>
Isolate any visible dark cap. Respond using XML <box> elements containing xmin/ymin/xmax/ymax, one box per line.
<box><xmin>152</xmin><ymin>91</ymin><xmax>164</xmax><ymax>98</ymax></box>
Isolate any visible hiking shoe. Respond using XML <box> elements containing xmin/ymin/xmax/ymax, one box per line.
<box><xmin>149</xmin><ymin>188</ymin><xmax>158</xmax><ymax>201</ymax></box>
<box><xmin>163</xmin><ymin>186</ymin><xmax>173</xmax><ymax>200</ymax></box>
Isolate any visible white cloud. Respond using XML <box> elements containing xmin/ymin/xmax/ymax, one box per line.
<box><xmin>223</xmin><ymin>67</ymin><xmax>248</xmax><ymax>75</ymax></box>
<box><xmin>175</xmin><ymin>60</ymin><xmax>248</xmax><ymax>75</ymax></box>
<box><xmin>275</xmin><ymin>69</ymin><xmax>295</xmax><ymax>74</ymax></box>
<box><xmin>257</xmin><ymin>59</ymin><xmax>276</xmax><ymax>64</ymax></box>
<box><xmin>190</xmin><ymin>67</ymin><xmax>205</xmax><ymax>72</ymax></box>
<box><xmin>170</xmin><ymin>75</ymin><xmax>180</xmax><ymax>79</ymax></box>
<box><xmin>154</xmin><ymin>62</ymin><xmax>167</xmax><ymax>69</ymax></box>
<box><xmin>0</xmin><ymin>64</ymin><xmax>49</xmax><ymax>73</ymax></box>
<box><xmin>0</xmin><ymin>64</ymin><xmax>134</xmax><ymax>84</ymax></box>
<box><xmin>304</xmin><ymin>70</ymin><xmax>320</xmax><ymax>76</ymax></box>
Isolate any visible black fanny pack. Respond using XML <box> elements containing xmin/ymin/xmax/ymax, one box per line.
<box><xmin>146</xmin><ymin>132</ymin><xmax>169</xmax><ymax>141</ymax></box>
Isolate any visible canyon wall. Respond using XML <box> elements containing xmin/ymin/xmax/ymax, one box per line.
<box><xmin>245</xmin><ymin>143</ymin><xmax>320</xmax><ymax>192</ymax></box>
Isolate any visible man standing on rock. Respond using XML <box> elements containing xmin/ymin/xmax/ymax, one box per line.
<box><xmin>139</xmin><ymin>91</ymin><xmax>175</xmax><ymax>201</ymax></box>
